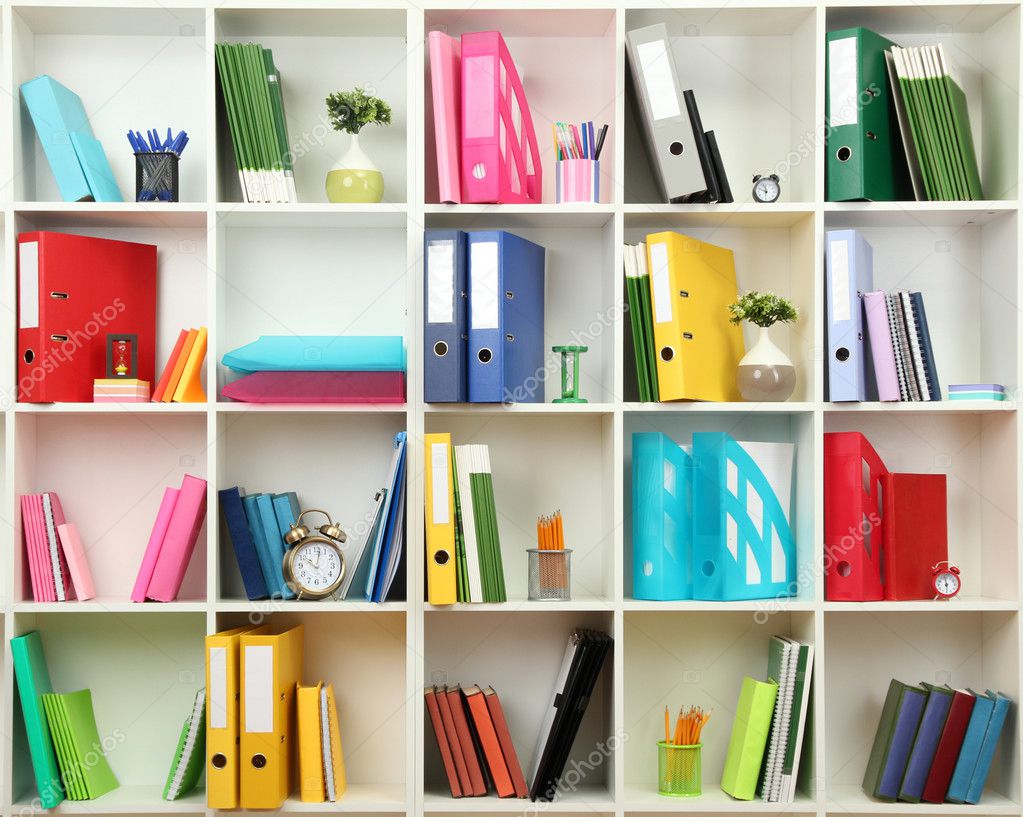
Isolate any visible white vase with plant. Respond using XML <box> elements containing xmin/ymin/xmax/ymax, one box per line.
<box><xmin>324</xmin><ymin>87</ymin><xmax>392</xmax><ymax>203</ymax></box>
<box><xmin>728</xmin><ymin>291</ymin><xmax>800</xmax><ymax>402</ymax></box>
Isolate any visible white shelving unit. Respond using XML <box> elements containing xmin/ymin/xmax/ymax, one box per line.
<box><xmin>0</xmin><ymin>1</ymin><xmax>1018</xmax><ymax>817</ymax></box>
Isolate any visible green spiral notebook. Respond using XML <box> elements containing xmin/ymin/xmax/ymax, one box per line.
<box><xmin>163</xmin><ymin>688</ymin><xmax>206</xmax><ymax>800</ymax></box>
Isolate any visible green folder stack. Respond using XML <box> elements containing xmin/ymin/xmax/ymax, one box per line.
<box><xmin>163</xmin><ymin>689</ymin><xmax>206</xmax><ymax>800</ymax></box>
<box><xmin>623</xmin><ymin>242</ymin><xmax>659</xmax><ymax>402</ymax></box>
<box><xmin>42</xmin><ymin>689</ymin><xmax>118</xmax><ymax>800</ymax></box>
<box><xmin>721</xmin><ymin>676</ymin><xmax>779</xmax><ymax>800</ymax></box>
<box><xmin>12</xmin><ymin>631</ymin><xmax>65</xmax><ymax>809</ymax></box>
<box><xmin>215</xmin><ymin>42</ymin><xmax>297</xmax><ymax>203</ymax></box>
<box><xmin>887</xmin><ymin>44</ymin><xmax>982</xmax><ymax>201</ymax></box>
<box><xmin>454</xmin><ymin>443</ymin><xmax>507</xmax><ymax>602</ymax></box>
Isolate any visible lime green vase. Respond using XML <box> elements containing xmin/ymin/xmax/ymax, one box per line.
<box><xmin>326</xmin><ymin>132</ymin><xmax>384</xmax><ymax>203</ymax></box>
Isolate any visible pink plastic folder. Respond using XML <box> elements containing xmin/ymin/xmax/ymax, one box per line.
<box><xmin>146</xmin><ymin>475</ymin><xmax>207</xmax><ymax>602</ymax></box>
<box><xmin>131</xmin><ymin>486</ymin><xmax>179</xmax><ymax>602</ymax></box>
<box><xmin>864</xmin><ymin>291</ymin><xmax>899</xmax><ymax>401</ymax></box>
<box><xmin>429</xmin><ymin>31</ymin><xmax>462</xmax><ymax>204</ymax></box>
<box><xmin>460</xmin><ymin>31</ymin><xmax>542</xmax><ymax>204</ymax></box>
<box><xmin>222</xmin><ymin>371</ymin><xmax>406</xmax><ymax>403</ymax></box>
<box><xmin>56</xmin><ymin>523</ymin><xmax>96</xmax><ymax>601</ymax></box>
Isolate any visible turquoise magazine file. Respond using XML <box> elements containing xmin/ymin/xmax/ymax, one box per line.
<box><xmin>222</xmin><ymin>336</ymin><xmax>406</xmax><ymax>373</ymax></box>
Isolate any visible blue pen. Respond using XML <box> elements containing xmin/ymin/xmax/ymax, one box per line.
<box><xmin>581</xmin><ymin>123</ymin><xmax>588</xmax><ymax>160</ymax></box>
<box><xmin>588</xmin><ymin>121</ymin><xmax>596</xmax><ymax>160</ymax></box>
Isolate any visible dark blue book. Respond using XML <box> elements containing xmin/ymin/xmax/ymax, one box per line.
<box><xmin>864</xmin><ymin>679</ymin><xmax>928</xmax><ymax>801</ymax></box>
<box><xmin>219</xmin><ymin>487</ymin><xmax>269</xmax><ymax>600</ymax></box>
<box><xmin>965</xmin><ymin>691</ymin><xmax>1012</xmax><ymax>804</ymax></box>
<box><xmin>910</xmin><ymin>292</ymin><xmax>941</xmax><ymax>401</ymax></box>
<box><xmin>899</xmin><ymin>684</ymin><xmax>953</xmax><ymax>802</ymax></box>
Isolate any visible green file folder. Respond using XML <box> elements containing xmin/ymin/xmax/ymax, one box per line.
<box><xmin>721</xmin><ymin>676</ymin><xmax>779</xmax><ymax>800</ymax></box>
<box><xmin>11</xmin><ymin>631</ymin><xmax>65</xmax><ymax>809</ymax></box>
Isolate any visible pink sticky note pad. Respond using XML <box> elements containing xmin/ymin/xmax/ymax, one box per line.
<box><xmin>56</xmin><ymin>523</ymin><xmax>96</xmax><ymax>601</ymax></box>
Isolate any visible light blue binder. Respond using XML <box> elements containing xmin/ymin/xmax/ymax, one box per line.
<box><xmin>222</xmin><ymin>336</ymin><xmax>406</xmax><ymax>373</ymax></box>
<box><xmin>242</xmin><ymin>493</ymin><xmax>286</xmax><ymax>600</ymax></box>
<box><xmin>947</xmin><ymin>690</ymin><xmax>995</xmax><ymax>803</ymax></box>
<box><xmin>255</xmin><ymin>493</ymin><xmax>294</xmax><ymax>600</ymax></box>
<box><xmin>631</xmin><ymin>432</ymin><xmax>693</xmax><ymax>600</ymax></box>
<box><xmin>692</xmin><ymin>432</ymin><xmax>796</xmax><ymax>601</ymax></box>
<box><xmin>71</xmin><ymin>132</ymin><xmax>122</xmax><ymax>202</ymax></box>
<box><xmin>825</xmin><ymin>229</ymin><xmax>873</xmax><ymax>401</ymax></box>
<box><xmin>965</xmin><ymin>691</ymin><xmax>1011</xmax><ymax>804</ymax></box>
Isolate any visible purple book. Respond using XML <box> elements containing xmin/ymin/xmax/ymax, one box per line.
<box><xmin>877</xmin><ymin>684</ymin><xmax>928</xmax><ymax>799</ymax></box>
<box><xmin>949</xmin><ymin>384</ymin><xmax>1005</xmax><ymax>392</ymax></box>
<box><xmin>899</xmin><ymin>685</ymin><xmax>954</xmax><ymax>802</ymax></box>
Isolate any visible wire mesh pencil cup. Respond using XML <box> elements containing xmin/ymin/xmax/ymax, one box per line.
<box><xmin>657</xmin><ymin>742</ymin><xmax>701</xmax><ymax>797</ymax></box>
<box><xmin>135</xmin><ymin>152</ymin><xmax>180</xmax><ymax>202</ymax></box>
<box><xmin>527</xmin><ymin>548</ymin><xmax>572</xmax><ymax>601</ymax></box>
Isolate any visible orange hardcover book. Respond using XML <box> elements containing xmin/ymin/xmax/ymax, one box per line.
<box><xmin>446</xmin><ymin>686</ymin><xmax>487</xmax><ymax>796</ymax></box>
<box><xmin>483</xmin><ymin>686</ymin><xmax>527</xmax><ymax>798</ymax></box>
<box><xmin>436</xmin><ymin>683</ymin><xmax>472</xmax><ymax>795</ymax></box>
<box><xmin>161</xmin><ymin>329</ymin><xmax>197</xmax><ymax>403</ymax></box>
<box><xmin>152</xmin><ymin>329</ymin><xmax>188</xmax><ymax>402</ymax></box>
<box><xmin>425</xmin><ymin>687</ymin><xmax>462</xmax><ymax>798</ymax></box>
<box><xmin>464</xmin><ymin>685</ymin><xmax>514</xmax><ymax>798</ymax></box>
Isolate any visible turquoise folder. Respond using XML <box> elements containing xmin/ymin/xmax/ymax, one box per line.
<box><xmin>242</xmin><ymin>493</ymin><xmax>287</xmax><ymax>600</ymax></box>
<box><xmin>71</xmin><ymin>133</ymin><xmax>122</xmax><ymax>203</ymax></box>
<box><xmin>947</xmin><ymin>690</ymin><xmax>995</xmax><ymax>803</ymax></box>
<box><xmin>256</xmin><ymin>493</ymin><xmax>294</xmax><ymax>599</ymax></box>
<box><xmin>222</xmin><ymin>336</ymin><xmax>406</xmax><ymax>373</ymax></box>
<box><xmin>11</xmin><ymin>631</ymin><xmax>65</xmax><ymax>808</ymax></box>
<box><xmin>272</xmin><ymin>492</ymin><xmax>301</xmax><ymax>541</ymax></box>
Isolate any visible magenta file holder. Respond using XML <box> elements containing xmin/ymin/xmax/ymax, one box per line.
<box><xmin>556</xmin><ymin>159</ymin><xmax>599</xmax><ymax>203</ymax></box>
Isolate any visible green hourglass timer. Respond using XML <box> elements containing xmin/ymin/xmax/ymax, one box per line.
<box><xmin>553</xmin><ymin>345</ymin><xmax>588</xmax><ymax>404</ymax></box>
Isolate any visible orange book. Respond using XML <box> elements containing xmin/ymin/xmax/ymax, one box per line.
<box><xmin>483</xmin><ymin>687</ymin><xmax>527</xmax><ymax>798</ymax></box>
<box><xmin>446</xmin><ymin>686</ymin><xmax>486</xmax><ymax>796</ymax></box>
<box><xmin>152</xmin><ymin>329</ymin><xmax>188</xmax><ymax>402</ymax></box>
<box><xmin>172</xmin><ymin>326</ymin><xmax>207</xmax><ymax>402</ymax></box>
<box><xmin>436</xmin><ymin>683</ymin><xmax>472</xmax><ymax>795</ymax></box>
<box><xmin>425</xmin><ymin>688</ymin><xmax>462</xmax><ymax>798</ymax></box>
<box><xmin>463</xmin><ymin>685</ymin><xmax>514</xmax><ymax>798</ymax></box>
<box><xmin>161</xmin><ymin>329</ymin><xmax>197</xmax><ymax>403</ymax></box>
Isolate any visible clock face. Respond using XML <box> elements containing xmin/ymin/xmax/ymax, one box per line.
<box><xmin>291</xmin><ymin>540</ymin><xmax>344</xmax><ymax>596</ymax></box>
<box><xmin>753</xmin><ymin>177</ymin><xmax>780</xmax><ymax>203</ymax></box>
<box><xmin>934</xmin><ymin>571</ymin><xmax>961</xmax><ymax>596</ymax></box>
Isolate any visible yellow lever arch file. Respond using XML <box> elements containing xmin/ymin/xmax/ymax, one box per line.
<box><xmin>239</xmin><ymin>624</ymin><xmax>304</xmax><ymax>809</ymax></box>
<box><xmin>646</xmin><ymin>231</ymin><xmax>745</xmax><ymax>402</ymax></box>
<box><xmin>425</xmin><ymin>432</ymin><xmax>457</xmax><ymax>605</ymax></box>
<box><xmin>298</xmin><ymin>682</ymin><xmax>347</xmax><ymax>802</ymax></box>
<box><xmin>205</xmin><ymin>624</ymin><xmax>270</xmax><ymax>809</ymax></box>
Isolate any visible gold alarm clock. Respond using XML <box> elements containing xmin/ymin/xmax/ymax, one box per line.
<box><xmin>281</xmin><ymin>509</ymin><xmax>347</xmax><ymax>600</ymax></box>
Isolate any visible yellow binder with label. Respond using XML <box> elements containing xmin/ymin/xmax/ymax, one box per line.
<box><xmin>646</xmin><ymin>231</ymin><xmax>745</xmax><ymax>402</ymax></box>
<box><xmin>425</xmin><ymin>432</ymin><xmax>457</xmax><ymax>605</ymax></box>
<box><xmin>239</xmin><ymin>624</ymin><xmax>304</xmax><ymax>809</ymax></box>
<box><xmin>205</xmin><ymin>624</ymin><xmax>271</xmax><ymax>809</ymax></box>
<box><xmin>297</xmin><ymin>682</ymin><xmax>346</xmax><ymax>802</ymax></box>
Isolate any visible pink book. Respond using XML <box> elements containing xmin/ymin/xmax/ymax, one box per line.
<box><xmin>56</xmin><ymin>523</ymin><xmax>96</xmax><ymax>601</ymax></box>
<box><xmin>43</xmin><ymin>493</ymin><xmax>75</xmax><ymax>601</ymax></box>
<box><xmin>131</xmin><ymin>486</ymin><xmax>179</xmax><ymax>602</ymax></box>
<box><xmin>429</xmin><ymin>30</ymin><xmax>462</xmax><ymax>204</ymax></box>
<box><xmin>21</xmin><ymin>495</ymin><xmax>49</xmax><ymax>602</ymax></box>
<box><xmin>146</xmin><ymin>475</ymin><xmax>207</xmax><ymax>602</ymax></box>
<box><xmin>222</xmin><ymin>371</ymin><xmax>406</xmax><ymax>403</ymax></box>
<box><xmin>864</xmin><ymin>291</ymin><xmax>900</xmax><ymax>401</ymax></box>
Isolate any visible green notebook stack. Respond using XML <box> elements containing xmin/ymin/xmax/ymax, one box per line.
<box><xmin>887</xmin><ymin>44</ymin><xmax>982</xmax><ymax>201</ymax></box>
<box><xmin>721</xmin><ymin>676</ymin><xmax>779</xmax><ymax>800</ymax></box>
<box><xmin>215</xmin><ymin>42</ymin><xmax>297</xmax><ymax>203</ymax></box>
<box><xmin>42</xmin><ymin>689</ymin><xmax>118</xmax><ymax>800</ymax></box>
<box><xmin>453</xmin><ymin>443</ymin><xmax>507</xmax><ymax>602</ymax></box>
<box><xmin>12</xmin><ymin>631</ymin><xmax>64</xmax><ymax>808</ymax></box>
<box><xmin>623</xmin><ymin>242</ymin><xmax>659</xmax><ymax>402</ymax></box>
<box><xmin>451</xmin><ymin>446</ymin><xmax>470</xmax><ymax>603</ymax></box>
<box><xmin>163</xmin><ymin>689</ymin><xmax>206</xmax><ymax>800</ymax></box>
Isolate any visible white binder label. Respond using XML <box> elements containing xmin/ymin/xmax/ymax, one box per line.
<box><xmin>244</xmin><ymin>645</ymin><xmax>274</xmax><ymax>733</ymax></box>
<box><xmin>209</xmin><ymin>646</ymin><xmax>228</xmax><ymax>729</ymax></box>
<box><xmin>830</xmin><ymin>239</ymin><xmax>851</xmax><ymax>322</ymax></box>
<box><xmin>430</xmin><ymin>443</ymin><xmax>450</xmax><ymax>524</ymax></box>
<box><xmin>19</xmin><ymin>242</ymin><xmax>39</xmax><ymax>329</ymax></box>
<box><xmin>828</xmin><ymin>37</ymin><xmax>858</xmax><ymax>126</ymax></box>
<box><xmin>427</xmin><ymin>240</ymin><xmax>455</xmax><ymax>325</ymax></box>
<box><xmin>649</xmin><ymin>242</ymin><xmax>672</xmax><ymax>323</ymax></box>
<box><xmin>637</xmin><ymin>40</ymin><xmax>680</xmax><ymax>121</ymax></box>
<box><xmin>470</xmin><ymin>241</ymin><xmax>499</xmax><ymax>330</ymax></box>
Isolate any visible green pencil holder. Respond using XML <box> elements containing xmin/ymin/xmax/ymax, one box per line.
<box><xmin>657</xmin><ymin>742</ymin><xmax>701</xmax><ymax>797</ymax></box>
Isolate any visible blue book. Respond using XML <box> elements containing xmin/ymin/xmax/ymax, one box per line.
<box><xmin>242</xmin><ymin>494</ymin><xmax>286</xmax><ymax>599</ymax></box>
<box><xmin>271</xmin><ymin>492</ymin><xmax>301</xmax><ymax>541</ymax></box>
<box><xmin>863</xmin><ymin>679</ymin><xmax>928</xmax><ymax>801</ymax></box>
<box><xmin>899</xmin><ymin>684</ymin><xmax>954</xmax><ymax>802</ymax></box>
<box><xmin>255</xmin><ymin>494</ymin><xmax>295</xmax><ymax>600</ymax></box>
<box><xmin>222</xmin><ymin>336</ymin><xmax>405</xmax><ymax>373</ymax></box>
<box><xmin>910</xmin><ymin>292</ymin><xmax>941</xmax><ymax>401</ymax></box>
<box><xmin>964</xmin><ymin>691</ymin><xmax>1011</xmax><ymax>804</ymax></box>
<box><xmin>219</xmin><ymin>487</ymin><xmax>269</xmax><ymax>601</ymax></box>
<box><xmin>946</xmin><ymin>690</ymin><xmax>995</xmax><ymax>803</ymax></box>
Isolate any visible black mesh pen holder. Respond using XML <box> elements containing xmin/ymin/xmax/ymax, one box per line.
<box><xmin>135</xmin><ymin>152</ymin><xmax>180</xmax><ymax>202</ymax></box>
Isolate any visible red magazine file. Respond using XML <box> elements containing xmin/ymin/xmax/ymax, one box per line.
<box><xmin>922</xmin><ymin>689</ymin><xmax>976</xmax><ymax>803</ymax></box>
<box><xmin>18</xmin><ymin>232</ymin><xmax>157</xmax><ymax>403</ymax></box>
<box><xmin>882</xmin><ymin>473</ymin><xmax>948</xmax><ymax>600</ymax></box>
<box><xmin>221</xmin><ymin>371</ymin><xmax>406</xmax><ymax>403</ymax></box>
<box><xmin>824</xmin><ymin>431</ymin><xmax>888</xmax><ymax>601</ymax></box>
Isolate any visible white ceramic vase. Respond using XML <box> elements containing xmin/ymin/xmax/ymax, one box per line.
<box><xmin>737</xmin><ymin>325</ymin><xmax>796</xmax><ymax>402</ymax></box>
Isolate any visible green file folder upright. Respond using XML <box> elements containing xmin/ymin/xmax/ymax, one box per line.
<box><xmin>826</xmin><ymin>27</ymin><xmax>912</xmax><ymax>201</ymax></box>
<box><xmin>11</xmin><ymin>631</ymin><xmax>65</xmax><ymax>809</ymax></box>
<box><xmin>721</xmin><ymin>676</ymin><xmax>779</xmax><ymax>800</ymax></box>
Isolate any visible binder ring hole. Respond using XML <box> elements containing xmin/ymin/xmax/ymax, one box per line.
<box><xmin>433</xmin><ymin>340</ymin><xmax>448</xmax><ymax>357</ymax></box>
<box><xmin>50</xmin><ymin>291</ymin><xmax>68</xmax><ymax>299</ymax></box>
<box><xmin>477</xmin><ymin>348</ymin><xmax>493</xmax><ymax>364</ymax></box>
<box><xmin>211</xmin><ymin>753</ymin><xmax>227</xmax><ymax>770</ymax></box>
<box><xmin>506</xmin><ymin>334</ymin><xmax>515</xmax><ymax>342</ymax></box>
<box><xmin>23</xmin><ymin>350</ymin><xmax>34</xmax><ymax>364</ymax></box>
<box><xmin>252</xmin><ymin>754</ymin><xmax>267</xmax><ymax>769</ymax></box>
<box><xmin>50</xmin><ymin>334</ymin><xmax>68</xmax><ymax>343</ymax></box>
<box><xmin>472</xmin><ymin>162</ymin><xmax>487</xmax><ymax>180</ymax></box>
<box><xmin>866</xmin><ymin>131</ymin><xmax>877</xmax><ymax>141</ymax></box>
<box><xmin>660</xmin><ymin>346</ymin><xmax>675</xmax><ymax>362</ymax></box>
<box><xmin>669</xmin><ymin>141</ymin><xmax>684</xmax><ymax>156</ymax></box>
<box><xmin>434</xmin><ymin>550</ymin><xmax>450</xmax><ymax>565</ymax></box>
<box><xmin>837</xmin><ymin>561</ymin><xmax>852</xmax><ymax>577</ymax></box>
<box><xmin>836</xmin><ymin>146</ymin><xmax>852</xmax><ymax>163</ymax></box>
<box><xmin>505</xmin><ymin>291</ymin><xmax>514</xmax><ymax>299</ymax></box>
<box><xmin>702</xmin><ymin>560</ymin><xmax>715</xmax><ymax>577</ymax></box>
<box><xmin>836</xmin><ymin>347</ymin><xmax>850</xmax><ymax>362</ymax></box>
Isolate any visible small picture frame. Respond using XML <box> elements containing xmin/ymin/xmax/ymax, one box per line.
<box><xmin>106</xmin><ymin>334</ymin><xmax>138</xmax><ymax>378</ymax></box>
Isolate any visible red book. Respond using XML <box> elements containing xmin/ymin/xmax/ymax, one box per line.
<box><xmin>152</xmin><ymin>329</ymin><xmax>188</xmax><ymax>402</ymax></box>
<box><xmin>824</xmin><ymin>431</ymin><xmax>888</xmax><ymax>601</ymax></box>
<box><xmin>922</xmin><ymin>689</ymin><xmax>976</xmax><ymax>803</ymax></box>
<box><xmin>425</xmin><ymin>687</ymin><xmax>462</xmax><ymax>797</ymax></box>
<box><xmin>463</xmin><ymin>685</ymin><xmax>514</xmax><ymax>798</ymax></box>
<box><xmin>445</xmin><ymin>686</ymin><xmax>487</xmax><ymax>796</ymax></box>
<box><xmin>881</xmin><ymin>473</ymin><xmax>948</xmax><ymax>600</ymax></box>
<box><xmin>17</xmin><ymin>232</ymin><xmax>157</xmax><ymax>403</ymax></box>
<box><xmin>435</xmin><ymin>683</ymin><xmax>472</xmax><ymax>795</ymax></box>
<box><xmin>483</xmin><ymin>686</ymin><xmax>528</xmax><ymax>798</ymax></box>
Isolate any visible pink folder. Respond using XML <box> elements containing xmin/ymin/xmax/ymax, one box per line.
<box><xmin>21</xmin><ymin>495</ymin><xmax>50</xmax><ymax>602</ymax></box>
<box><xmin>222</xmin><ymin>371</ymin><xmax>406</xmax><ymax>403</ymax></box>
<box><xmin>429</xmin><ymin>31</ymin><xmax>462</xmax><ymax>204</ymax></box>
<box><xmin>146</xmin><ymin>475</ymin><xmax>207</xmax><ymax>602</ymax></box>
<box><xmin>131</xmin><ymin>486</ymin><xmax>179</xmax><ymax>602</ymax></box>
<box><xmin>56</xmin><ymin>523</ymin><xmax>96</xmax><ymax>601</ymax></box>
<box><xmin>460</xmin><ymin>31</ymin><xmax>542</xmax><ymax>204</ymax></box>
<box><xmin>864</xmin><ymin>291</ymin><xmax>900</xmax><ymax>402</ymax></box>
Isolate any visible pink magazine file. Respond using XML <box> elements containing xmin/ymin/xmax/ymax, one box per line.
<box><xmin>460</xmin><ymin>30</ymin><xmax>542</xmax><ymax>204</ymax></box>
<box><xmin>556</xmin><ymin>159</ymin><xmax>600</xmax><ymax>203</ymax></box>
<box><xmin>222</xmin><ymin>371</ymin><xmax>406</xmax><ymax>403</ymax></box>
<box><xmin>56</xmin><ymin>523</ymin><xmax>96</xmax><ymax>601</ymax></box>
<box><xmin>429</xmin><ymin>30</ymin><xmax>462</xmax><ymax>204</ymax></box>
<box><xmin>44</xmin><ymin>493</ymin><xmax>75</xmax><ymax>601</ymax></box>
<box><xmin>21</xmin><ymin>495</ymin><xmax>49</xmax><ymax>602</ymax></box>
<box><xmin>146</xmin><ymin>475</ymin><xmax>207</xmax><ymax>602</ymax></box>
<box><xmin>864</xmin><ymin>291</ymin><xmax>900</xmax><ymax>402</ymax></box>
<box><xmin>131</xmin><ymin>486</ymin><xmax>179</xmax><ymax>602</ymax></box>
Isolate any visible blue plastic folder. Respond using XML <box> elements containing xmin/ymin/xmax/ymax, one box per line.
<box><xmin>825</xmin><ymin>229</ymin><xmax>873</xmax><ymax>401</ymax></box>
<box><xmin>222</xmin><ymin>336</ymin><xmax>405</xmax><ymax>373</ymax></box>
<box><xmin>424</xmin><ymin>229</ymin><xmax>469</xmax><ymax>402</ymax></box>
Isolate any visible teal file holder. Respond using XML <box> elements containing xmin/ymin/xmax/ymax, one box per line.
<box><xmin>222</xmin><ymin>336</ymin><xmax>406</xmax><ymax>373</ymax></box>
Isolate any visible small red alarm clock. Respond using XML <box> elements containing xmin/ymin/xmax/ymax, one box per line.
<box><xmin>932</xmin><ymin>561</ymin><xmax>961</xmax><ymax>600</ymax></box>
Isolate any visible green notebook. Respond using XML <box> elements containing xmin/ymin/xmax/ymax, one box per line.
<box><xmin>635</xmin><ymin>243</ymin><xmax>659</xmax><ymax>400</ymax></box>
<box><xmin>11</xmin><ymin>631</ymin><xmax>65</xmax><ymax>808</ymax></box>
<box><xmin>44</xmin><ymin>690</ymin><xmax>118</xmax><ymax>800</ymax></box>
<box><xmin>721</xmin><ymin>676</ymin><xmax>779</xmax><ymax>800</ymax></box>
<box><xmin>624</xmin><ymin>245</ymin><xmax>650</xmax><ymax>402</ymax></box>
<box><xmin>451</xmin><ymin>447</ymin><xmax>469</xmax><ymax>603</ymax></box>
<box><xmin>163</xmin><ymin>689</ymin><xmax>206</xmax><ymax>800</ymax></box>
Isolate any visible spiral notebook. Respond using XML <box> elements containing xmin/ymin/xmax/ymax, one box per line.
<box><xmin>163</xmin><ymin>688</ymin><xmax>206</xmax><ymax>800</ymax></box>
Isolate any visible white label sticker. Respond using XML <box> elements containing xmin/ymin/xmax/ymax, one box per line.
<box><xmin>830</xmin><ymin>239</ymin><xmax>851</xmax><ymax>322</ymax></box>
<box><xmin>209</xmin><ymin>647</ymin><xmax>228</xmax><ymax>729</ymax></box>
<box><xmin>427</xmin><ymin>240</ymin><xmax>455</xmax><ymax>325</ymax></box>
<box><xmin>637</xmin><ymin>39</ymin><xmax>681</xmax><ymax>121</ymax></box>
<box><xmin>828</xmin><ymin>37</ymin><xmax>859</xmax><ymax>127</ymax></box>
<box><xmin>431</xmin><ymin>443</ymin><xmax>450</xmax><ymax>525</ymax></box>
<box><xmin>649</xmin><ymin>242</ymin><xmax>673</xmax><ymax>324</ymax></box>
<box><xmin>19</xmin><ymin>242</ymin><xmax>39</xmax><ymax>329</ymax></box>
<box><xmin>244</xmin><ymin>645</ymin><xmax>274</xmax><ymax>733</ymax></box>
<box><xmin>470</xmin><ymin>241</ymin><xmax>499</xmax><ymax>330</ymax></box>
